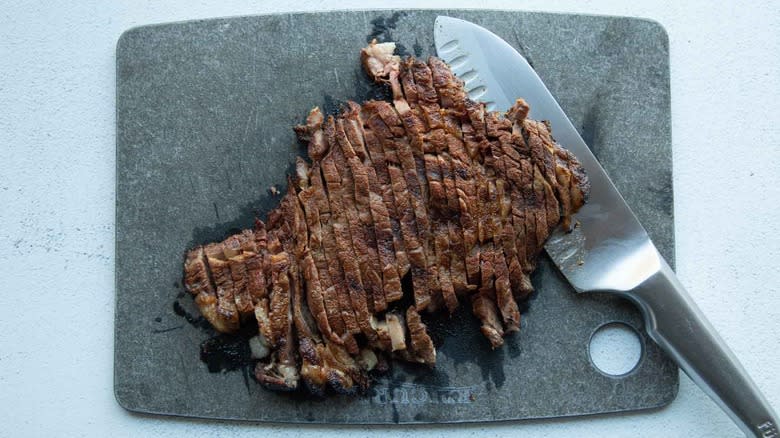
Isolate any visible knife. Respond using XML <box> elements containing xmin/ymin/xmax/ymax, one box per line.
<box><xmin>434</xmin><ymin>16</ymin><xmax>777</xmax><ymax>437</ymax></box>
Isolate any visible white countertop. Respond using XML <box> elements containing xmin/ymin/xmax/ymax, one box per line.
<box><xmin>1</xmin><ymin>1</ymin><xmax>778</xmax><ymax>436</ymax></box>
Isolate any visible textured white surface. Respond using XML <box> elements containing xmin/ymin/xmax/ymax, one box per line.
<box><xmin>589</xmin><ymin>323</ymin><xmax>643</xmax><ymax>376</ymax></box>
<box><xmin>0</xmin><ymin>1</ymin><xmax>778</xmax><ymax>437</ymax></box>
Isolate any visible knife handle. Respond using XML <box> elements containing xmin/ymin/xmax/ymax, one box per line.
<box><xmin>623</xmin><ymin>254</ymin><xmax>778</xmax><ymax>437</ymax></box>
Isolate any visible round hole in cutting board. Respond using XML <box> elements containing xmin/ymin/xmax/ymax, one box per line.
<box><xmin>588</xmin><ymin>322</ymin><xmax>643</xmax><ymax>377</ymax></box>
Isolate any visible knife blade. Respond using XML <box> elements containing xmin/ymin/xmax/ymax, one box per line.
<box><xmin>434</xmin><ymin>16</ymin><xmax>777</xmax><ymax>437</ymax></box>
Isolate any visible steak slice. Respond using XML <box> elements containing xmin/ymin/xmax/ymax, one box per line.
<box><xmin>227</xmin><ymin>252</ymin><xmax>254</xmax><ymax>316</ymax></box>
<box><xmin>405</xmin><ymin>307</ymin><xmax>436</xmax><ymax>366</ymax></box>
<box><xmin>250</xmin><ymin>221</ymin><xmax>275</xmax><ymax>352</ymax></box>
<box><xmin>266</xmin><ymin>234</ymin><xmax>290</xmax><ymax>349</ymax></box>
<box><xmin>184</xmin><ymin>247</ymin><xmax>236</xmax><ymax>333</ymax></box>
<box><xmin>224</xmin><ymin>231</ymin><xmax>256</xmax><ymax>317</ymax></box>
<box><xmin>203</xmin><ymin>242</ymin><xmax>240</xmax><ymax>332</ymax></box>
<box><xmin>473</xmin><ymin>245</ymin><xmax>505</xmax><ymax>348</ymax></box>
<box><xmin>246</xmin><ymin>222</ymin><xmax>269</xmax><ymax>306</ymax></box>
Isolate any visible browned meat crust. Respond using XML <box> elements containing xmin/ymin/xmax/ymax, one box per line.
<box><xmin>203</xmin><ymin>242</ymin><xmax>241</xmax><ymax>332</ymax></box>
<box><xmin>183</xmin><ymin>40</ymin><xmax>589</xmax><ymax>395</ymax></box>
<box><xmin>404</xmin><ymin>306</ymin><xmax>436</xmax><ymax>365</ymax></box>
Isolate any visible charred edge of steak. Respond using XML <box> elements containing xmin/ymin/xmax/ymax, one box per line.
<box><xmin>184</xmin><ymin>40</ymin><xmax>589</xmax><ymax>396</ymax></box>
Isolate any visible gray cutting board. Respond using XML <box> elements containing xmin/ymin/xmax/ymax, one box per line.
<box><xmin>115</xmin><ymin>9</ymin><xmax>677</xmax><ymax>424</ymax></box>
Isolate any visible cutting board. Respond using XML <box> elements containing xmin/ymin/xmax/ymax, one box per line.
<box><xmin>115</xmin><ymin>9</ymin><xmax>677</xmax><ymax>423</ymax></box>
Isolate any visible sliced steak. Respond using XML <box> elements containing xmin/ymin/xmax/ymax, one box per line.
<box><xmin>334</xmin><ymin>117</ymin><xmax>387</xmax><ymax>313</ymax></box>
<box><xmin>363</xmin><ymin>101</ymin><xmax>432</xmax><ymax>311</ymax></box>
<box><xmin>310</xmin><ymin>169</ymin><xmax>362</xmax><ymax>354</ymax></box>
<box><xmin>255</xmin><ymin>228</ymin><xmax>299</xmax><ymax>391</ymax></box>
<box><xmin>184</xmin><ymin>41</ymin><xmax>590</xmax><ymax>396</ymax></box>
<box><xmin>342</xmin><ymin>103</ymin><xmax>403</xmax><ymax>304</ymax></box>
<box><xmin>320</xmin><ymin>119</ymin><xmax>378</xmax><ymax>342</ymax></box>
<box><xmin>357</xmin><ymin>105</ymin><xmax>411</xmax><ymax>278</ymax></box>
